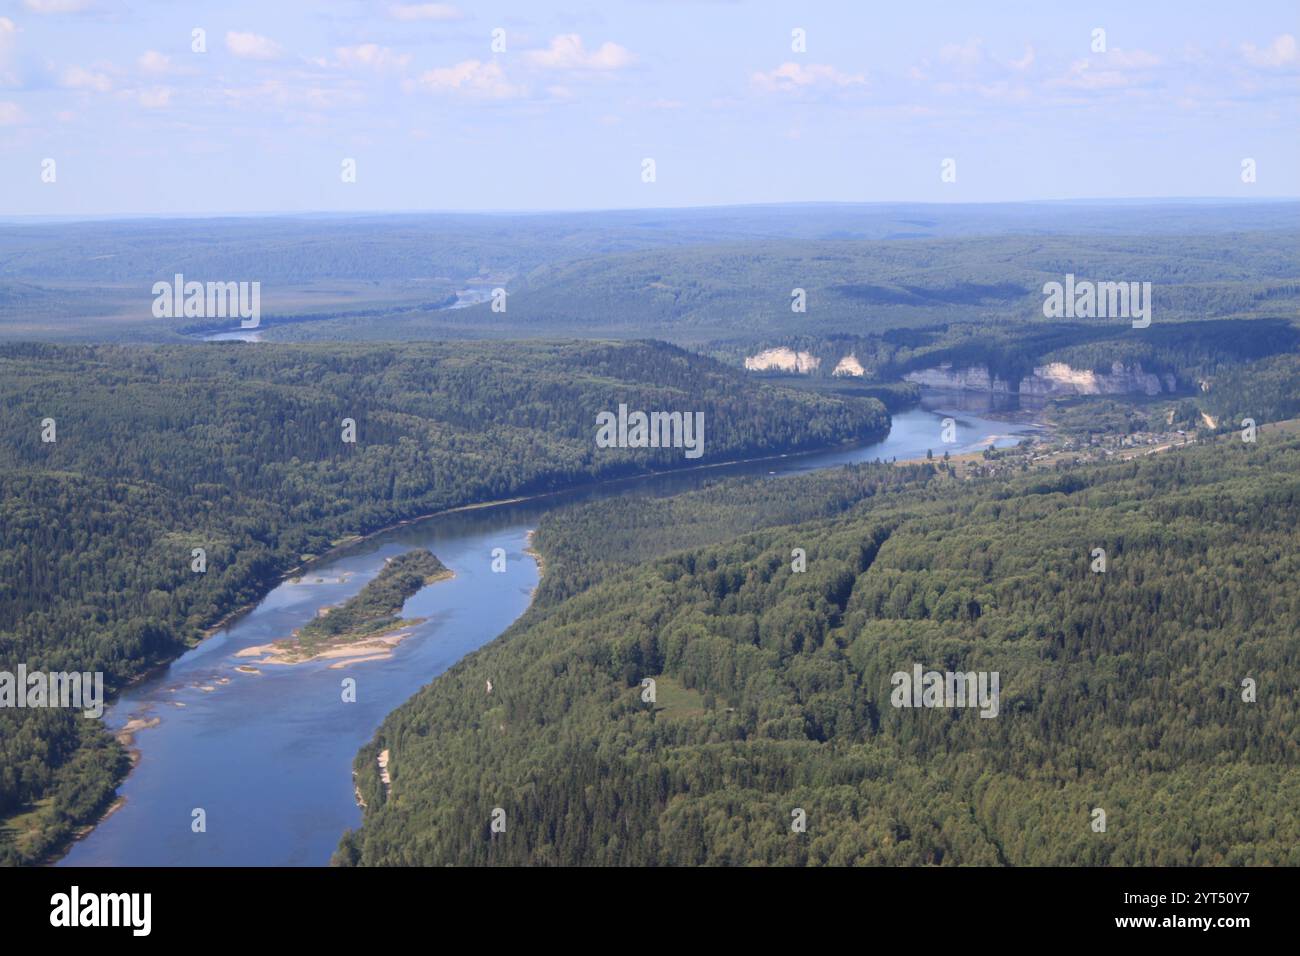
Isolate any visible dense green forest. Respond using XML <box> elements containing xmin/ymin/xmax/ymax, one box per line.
<box><xmin>3</xmin><ymin>204</ymin><xmax>1296</xmax><ymax>344</ymax></box>
<box><xmin>1199</xmin><ymin>353</ymin><xmax>1300</xmax><ymax>430</ymax></box>
<box><xmin>0</xmin><ymin>340</ymin><xmax>885</xmax><ymax>864</ymax></box>
<box><xmin>340</xmin><ymin>431</ymin><xmax>1300</xmax><ymax>866</ymax></box>
<box><xmin>295</xmin><ymin>550</ymin><xmax>448</xmax><ymax>652</ymax></box>
<box><xmin>6</xmin><ymin>203</ymin><xmax>1290</xmax><ymax>286</ymax></box>
<box><xmin>423</xmin><ymin>231</ymin><xmax>1300</xmax><ymax>343</ymax></box>
<box><xmin>2</xmin><ymin>202</ymin><xmax>1296</xmax><ymax>867</ymax></box>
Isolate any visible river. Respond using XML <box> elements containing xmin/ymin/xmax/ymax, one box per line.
<box><xmin>59</xmin><ymin>394</ymin><xmax>1038</xmax><ymax>866</ymax></box>
<box><xmin>198</xmin><ymin>288</ymin><xmax>492</xmax><ymax>342</ymax></box>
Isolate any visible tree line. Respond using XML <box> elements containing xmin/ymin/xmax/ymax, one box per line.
<box><xmin>340</xmin><ymin>432</ymin><xmax>1300</xmax><ymax>866</ymax></box>
<box><xmin>0</xmin><ymin>339</ymin><xmax>887</xmax><ymax>864</ymax></box>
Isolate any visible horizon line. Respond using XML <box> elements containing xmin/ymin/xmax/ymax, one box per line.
<box><xmin>3</xmin><ymin>196</ymin><xmax>1299</xmax><ymax>226</ymax></box>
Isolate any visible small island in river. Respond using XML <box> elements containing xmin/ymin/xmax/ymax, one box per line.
<box><xmin>235</xmin><ymin>549</ymin><xmax>453</xmax><ymax>667</ymax></box>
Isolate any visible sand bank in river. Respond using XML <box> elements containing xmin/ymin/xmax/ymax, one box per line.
<box><xmin>115</xmin><ymin>716</ymin><xmax>160</xmax><ymax>747</ymax></box>
<box><xmin>234</xmin><ymin>629</ymin><xmax>415</xmax><ymax>667</ymax></box>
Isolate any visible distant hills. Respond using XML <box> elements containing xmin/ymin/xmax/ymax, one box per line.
<box><xmin>1</xmin><ymin>201</ymin><xmax>1296</xmax><ymax>344</ymax></box>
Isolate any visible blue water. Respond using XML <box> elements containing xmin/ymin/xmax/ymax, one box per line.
<box><xmin>60</xmin><ymin>395</ymin><xmax>1036</xmax><ymax>866</ymax></box>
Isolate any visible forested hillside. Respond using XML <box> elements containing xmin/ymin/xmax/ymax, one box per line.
<box><xmin>6</xmin><ymin>203</ymin><xmax>1291</xmax><ymax>285</ymax></box>
<box><xmin>341</xmin><ymin>433</ymin><xmax>1300</xmax><ymax>866</ymax></box>
<box><xmin>1200</xmin><ymin>353</ymin><xmax>1300</xmax><ymax>429</ymax></box>
<box><xmin>5</xmin><ymin>203</ymin><xmax>1296</xmax><ymax>345</ymax></box>
<box><xmin>0</xmin><ymin>340</ymin><xmax>886</xmax><ymax>864</ymax></box>
<box><xmin>421</xmin><ymin>230</ymin><xmax>1300</xmax><ymax>342</ymax></box>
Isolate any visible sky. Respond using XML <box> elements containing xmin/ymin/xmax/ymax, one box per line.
<box><xmin>0</xmin><ymin>0</ymin><xmax>1297</xmax><ymax>216</ymax></box>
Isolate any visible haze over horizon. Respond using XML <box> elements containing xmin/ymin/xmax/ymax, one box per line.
<box><xmin>1</xmin><ymin>0</ymin><xmax>1297</xmax><ymax>216</ymax></box>
<box><xmin>4</xmin><ymin>194</ymin><xmax>1300</xmax><ymax>225</ymax></box>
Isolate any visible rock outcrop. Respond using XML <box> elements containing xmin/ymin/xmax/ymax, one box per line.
<box><xmin>903</xmin><ymin>361</ymin><xmax>1177</xmax><ymax>396</ymax></box>
<box><xmin>744</xmin><ymin>347</ymin><xmax>820</xmax><ymax>373</ymax></box>
<box><xmin>832</xmin><ymin>354</ymin><xmax>865</xmax><ymax>377</ymax></box>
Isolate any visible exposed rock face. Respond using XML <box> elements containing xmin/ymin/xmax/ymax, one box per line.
<box><xmin>744</xmin><ymin>347</ymin><xmax>820</xmax><ymax>373</ymax></box>
<box><xmin>832</xmin><ymin>354</ymin><xmax>865</xmax><ymax>377</ymax></box>
<box><xmin>903</xmin><ymin>361</ymin><xmax>1177</xmax><ymax>396</ymax></box>
<box><xmin>903</xmin><ymin>365</ymin><xmax>1006</xmax><ymax>391</ymax></box>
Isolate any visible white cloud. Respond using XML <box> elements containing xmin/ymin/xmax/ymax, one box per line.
<box><xmin>939</xmin><ymin>38</ymin><xmax>984</xmax><ymax>69</ymax></box>
<box><xmin>226</xmin><ymin>31</ymin><xmax>282</xmax><ymax>61</ymax></box>
<box><xmin>23</xmin><ymin>0</ymin><xmax>95</xmax><ymax>13</ymax></box>
<box><xmin>138</xmin><ymin>87</ymin><xmax>171</xmax><ymax>108</ymax></box>
<box><xmin>1054</xmin><ymin>60</ymin><xmax>1131</xmax><ymax>91</ymax></box>
<box><xmin>0</xmin><ymin>17</ymin><xmax>17</xmax><ymax>86</ymax></box>
<box><xmin>914</xmin><ymin>40</ymin><xmax>1037</xmax><ymax>90</ymax></box>
<box><xmin>1106</xmin><ymin>49</ymin><xmax>1162</xmax><ymax>70</ymax></box>
<box><xmin>0</xmin><ymin>100</ymin><xmax>23</xmax><ymax>123</ymax></box>
<box><xmin>335</xmin><ymin>44</ymin><xmax>411</xmax><ymax>72</ymax></box>
<box><xmin>411</xmin><ymin>59</ymin><xmax>524</xmax><ymax>98</ymax></box>
<box><xmin>751</xmin><ymin>62</ymin><xmax>866</xmax><ymax>93</ymax></box>
<box><xmin>1052</xmin><ymin>49</ymin><xmax>1160</xmax><ymax>91</ymax></box>
<box><xmin>61</xmin><ymin>65</ymin><xmax>112</xmax><ymax>92</ymax></box>
<box><xmin>1241</xmin><ymin>34</ymin><xmax>1297</xmax><ymax>68</ymax></box>
<box><xmin>389</xmin><ymin>3</ymin><xmax>462</xmax><ymax>21</ymax></box>
<box><xmin>1005</xmin><ymin>46</ymin><xmax>1035</xmax><ymax>71</ymax></box>
<box><xmin>973</xmin><ymin>81</ymin><xmax>1030</xmax><ymax>102</ymax></box>
<box><xmin>138</xmin><ymin>50</ymin><xmax>173</xmax><ymax>74</ymax></box>
<box><xmin>222</xmin><ymin>79</ymin><xmax>361</xmax><ymax>111</ymax></box>
<box><xmin>527</xmin><ymin>34</ymin><xmax>633</xmax><ymax>71</ymax></box>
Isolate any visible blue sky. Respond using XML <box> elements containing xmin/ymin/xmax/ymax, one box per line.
<box><xmin>1</xmin><ymin>0</ymin><xmax>1297</xmax><ymax>215</ymax></box>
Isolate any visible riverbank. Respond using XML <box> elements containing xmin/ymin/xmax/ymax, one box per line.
<box><xmin>46</xmin><ymin>433</ymin><xmax>892</xmax><ymax>866</ymax></box>
<box><xmin>235</xmin><ymin>626</ymin><xmax>416</xmax><ymax>668</ymax></box>
<box><xmin>524</xmin><ymin>530</ymin><xmax>544</xmax><ymax>597</ymax></box>
<box><xmin>57</xmin><ymin>398</ymin><xmax>1045</xmax><ymax>866</ymax></box>
<box><xmin>56</xmin><ymin>797</ymin><xmax>127</xmax><ymax>863</ymax></box>
<box><xmin>196</xmin><ymin>432</ymin><xmax>892</xmax><ymax>645</ymax></box>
